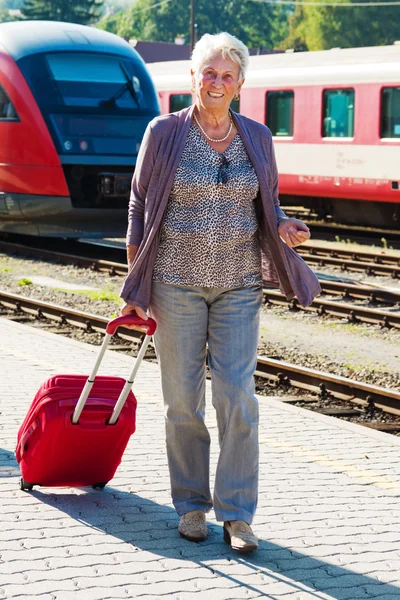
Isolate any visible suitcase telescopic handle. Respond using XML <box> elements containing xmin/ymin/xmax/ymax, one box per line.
<box><xmin>106</xmin><ymin>315</ymin><xmax>157</xmax><ymax>336</ymax></box>
<box><xmin>72</xmin><ymin>314</ymin><xmax>157</xmax><ymax>425</ymax></box>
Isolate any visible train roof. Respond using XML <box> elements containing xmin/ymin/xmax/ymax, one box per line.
<box><xmin>0</xmin><ymin>20</ymin><xmax>141</xmax><ymax>62</ymax></box>
<box><xmin>147</xmin><ymin>44</ymin><xmax>400</xmax><ymax>88</ymax></box>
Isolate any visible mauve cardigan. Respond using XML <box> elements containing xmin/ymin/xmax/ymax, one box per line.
<box><xmin>120</xmin><ymin>105</ymin><xmax>321</xmax><ymax>310</ymax></box>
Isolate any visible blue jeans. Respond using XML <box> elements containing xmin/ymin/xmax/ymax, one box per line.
<box><xmin>149</xmin><ymin>282</ymin><xmax>262</xmax><ymax>524</ymax></box>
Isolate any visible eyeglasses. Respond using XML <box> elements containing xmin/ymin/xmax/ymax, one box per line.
<box><xmin>217</xmin><ymin>155</ymin><xmax>229</xmax><ymax>185</ymax></box>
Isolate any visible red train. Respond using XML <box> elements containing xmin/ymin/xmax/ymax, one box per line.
<box><xmin>0</xmin><ymin>20</ymin><xmax>159</xmax><ymax>237</ymax></box>
<box><xmin>147</xmin><ymin>44</ymin><xmax>400</xmax><ymax>229</ymax></box>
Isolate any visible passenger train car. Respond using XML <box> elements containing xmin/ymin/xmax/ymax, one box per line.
<box><xmin>0</xmin><ymin>21</ymin><xmax>159</xmax><ymax>237</ymax></box>
<box><xmin>147</xmin><ymin>45</ymin><xmax>400</xmax><ymax>229</ymax></box>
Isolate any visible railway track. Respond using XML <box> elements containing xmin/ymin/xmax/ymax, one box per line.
<box><xmin>297</xmin><ymin>246</ymin><xmax>400</xmax><ymax>278</ymax></box>
<box><xmin>0</xmin><ymin>238</ymin><xmax>128</xmax><ymax>275</ymax></box>
<box><xmin>263</xmin><ymin>289</ymin><xmax>400</xmax><ymax>329</ymax></box>
<box><xmin>1</xmin><ymin>238</ymin><xmax>399</xmax><ymax>329</ymax></box>
<box><xmin>1</xmin><ymin>290</ymin><xmax>399</xmax><ymax>430</ymax></box>
<box><xmin>3</xmin><ymin>236</ymin><xmax>400</xmax><ymax>277</ymax></box>
<box><xmin>281</xmin><ymin>208</ymin><xmax>400</xmax><ymax>249</ymax></box>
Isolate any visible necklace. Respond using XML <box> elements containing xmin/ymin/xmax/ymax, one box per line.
<box><xmin>193</xmin><ymin>112</ymin><xmax>233</xmax><ymax>143</ymax></box>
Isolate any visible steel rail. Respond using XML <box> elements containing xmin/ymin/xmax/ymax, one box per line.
<box><xmin>297</xmin><ymin>250</ymin><xmax>400</xmax><ymax>277</ymax></box>
<box><xmin>255</xmin><ymin>357</ymin><xmax>400</xmax><ymax>417</ymax></box>
<box><xmin>263</xmin><ymin>289</ymin><xmax>400</xmax><ymax>328</ymax></box>
<box><xmin>317</xmin><ymin>280</ymin><xmax>400</xmax><ymax>305</ymax></box>
<box><xmin>1</xmin><ymin>290</ymin><xmax>399</xmax><ymax>417</ymax></box>
<box><xmin>0</xmin><ymin>290</ymin><xmax>143</xmax><ymax>343</ymax></box>
<box><xmin>300</xmin><ymin>244</ymin><xmax>400</xmax><ymax>267</ymax></box>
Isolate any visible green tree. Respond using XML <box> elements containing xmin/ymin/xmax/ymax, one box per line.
<box><xmin>0</xmin><ymin>0</ymin><xmax>24</xmax><ymax>8</ymax></box>
<box><xmin>98</xmin><ymin>0</ymin><xmax>289</xmax><ymax>50</ymax></box>
<box><xmin>283</xmin><ymin>0</ymin><xmax>400</xmax><ymax>50</ymax></box>
<box><xmin>0</xmin><ymin>8</ymin><xmax>18</xmax><ymax>21</ymax></box>
<box><xmin>21</xmin><ymin>0</ymin><xmax>104</xmax><ymax>24</ymax></box>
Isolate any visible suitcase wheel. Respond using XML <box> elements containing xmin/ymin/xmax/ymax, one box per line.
<box><xmin>92</xmin><ymin>482</ymin><xmax>107</xmax><ymax>490</ymax></box>
<box><xmin>20</xmin><ymin>478</ymin><xmax>34</xmax><ymax>491</ymax></box>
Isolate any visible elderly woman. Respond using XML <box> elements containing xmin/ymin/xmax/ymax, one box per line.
<box><xmin>120</xmin><ymin>32</ymin><xmax>320</xmax><ymax>552</ymax></box>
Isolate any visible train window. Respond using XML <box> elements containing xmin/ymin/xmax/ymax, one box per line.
<box><xmin>19</xmin><ymin>51</ymin><xmax>159</xmax><ymax>115</ymax></box>
<box><xmin>169</xmin><ymin>94</ymin><xmax>192</xmax><ymax>112</ymax></box>
<box><xmin>266</xmin><ymin>91</ymin><xmax>294</xmax><ymax>136</ymax></box>
<box><xmin>381</xmin><ymin>88</ymin><xmax>400</xmax><ymax>138</ymax></box>
<box><xmin>0</xmin><ymin>85</ymin><xmax>19</xmax><ymax>121</ymax></box>
<box><xmin>322</xmin><ymin>89</ymin><xmax>354</xmax><ymax>138</ymax></box>
<box><xmin>45</xmin><ymin>53</ymin><xmax>147</xmax><ymax>109</ymax></box>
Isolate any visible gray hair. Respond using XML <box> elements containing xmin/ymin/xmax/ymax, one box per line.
<box><xmin>191</xmin><ymin>32</ymin><xmax>249</xmax><ymax>81</ymax></box>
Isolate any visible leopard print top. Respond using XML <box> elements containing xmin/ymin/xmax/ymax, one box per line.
<box><xmin>152</xmin><ymin>124</ymin><xmax>262</xmax><ymax>288</ymax></box>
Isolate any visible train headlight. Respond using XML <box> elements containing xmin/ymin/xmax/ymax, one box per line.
<box><xmin>102</xmin><ymin>176</ymin><xmax>112</xmax><ymax>196</ymax></box>
<box><xmin>80</xmin><ymin>140</ymin><xmax>88</xmax><ymax>151</ymax></box>
<box><xmin>64</xmin><ymin>140</ymin><xmax>73</xmax><ymax>151</ymax></box>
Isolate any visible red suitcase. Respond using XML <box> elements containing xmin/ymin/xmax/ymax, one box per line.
<box><xmin>15</xmin><ymin>315</ymin><xmax>156</xmax><ymax>491</ymax></box>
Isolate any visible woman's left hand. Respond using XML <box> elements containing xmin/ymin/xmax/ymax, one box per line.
<box><xmin>278</xmin><ymin>218</ymin><xmax>310</xmax><ymax>248</ymax></box>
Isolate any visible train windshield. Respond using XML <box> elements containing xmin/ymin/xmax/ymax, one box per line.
<box><xmin>18</xmin><ymin>51</ymin><xmax>159</xmax><ymax>158</ymax></box>
<box><xmin>45</xmin><ymin>53</ymin><xmax>145</xmax><ymax>110</ymax></box>
<box><xmin>18</xmin><ymin>50</ymin><xmax>159</xmax><ymax>113</ymax></box>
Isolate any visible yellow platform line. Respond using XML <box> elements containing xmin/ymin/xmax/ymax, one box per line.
<box><xmin>261</xmin><ymin>435</ymin><xmax>400</xmax><ymax>492</ymax></box>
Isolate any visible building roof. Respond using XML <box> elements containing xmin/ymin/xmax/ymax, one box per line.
<box><xmin>130</xmin><ymin>40</ymin><xmax>191</xmax><ymax>63</ymax></box>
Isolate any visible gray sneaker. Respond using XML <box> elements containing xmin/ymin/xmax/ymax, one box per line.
<box><xmin>178</xmin><ymin>510</ymin><xmax>208</xmax><ymax>542</ymax></box>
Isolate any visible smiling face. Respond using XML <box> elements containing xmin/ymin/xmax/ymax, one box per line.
<box><xmin>192</xmin><ymin>53</ymin><xmax>244</xmax><ymax>116</ymax></box>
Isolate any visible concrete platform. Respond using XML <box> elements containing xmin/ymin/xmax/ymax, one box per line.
<box><xmin>1</xmin><ymin>317</ymin><xmax>400</xmax><ymax>600</ymax></box>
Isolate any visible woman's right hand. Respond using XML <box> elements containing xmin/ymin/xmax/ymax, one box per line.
<box><xmin>120</xmin><ymin>302</ymin><xmax>149</xmax><ymax>330</ymax></box>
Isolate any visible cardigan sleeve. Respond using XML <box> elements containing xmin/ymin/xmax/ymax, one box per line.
<box><xmin>126</xmin><ymin>122</ymin><xmax>156</xmax><ymax>246</ymax></box>
<box><xmin>268</xmin><ymin>134</ymin><xmax>288</xmax><ymax>224</ymax></box>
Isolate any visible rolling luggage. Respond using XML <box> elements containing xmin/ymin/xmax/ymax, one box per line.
<box><xmin>15</xmin><ymin>314</ymin><xmax>157</xmax><ymax>491</ymax></box>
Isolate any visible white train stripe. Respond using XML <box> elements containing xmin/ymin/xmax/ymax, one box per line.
<box><xmin>245</xmin><ymin>62</ymin><xmax>400</xmax><ymax>87</ymax></box>
<box><xmin>273</xmin><ymin>143</ymin><xmax>400</xmax><ymax>180</ymax></box>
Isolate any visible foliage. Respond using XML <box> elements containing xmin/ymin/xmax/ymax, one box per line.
<box><xmin>97</xmin><ymin>0</ymin><xmax>289</xmax><ymax>49</ymax></box>
<box><xmin>0</xmin><ymin>0</ymin><xmax>23</xmax><ymax>8</ymax></box>
<box><xmin>0</xmin><ymin>7</ymin><xmax>18</xmax><ymax>20</ymax></box>
<box><xmin>54</xmin><ymin>288</ymin><xmax>121</xmax><ymax>302</ymax></box>
<box><xmin>20</xmin><ymin>0</ymin><xmax>105</xmax><ymax>24</ymax></box>
<box><xmin>282</xmin><ymin>0</ymin><xmax>400</xmax><ymax>50</ymax></box>
<box><xmin>17</xmin><ymin>278</ymin><xmax>32</xmax><ymax>286</ymax></box>
<box><xmin>103</xmin><ymin>0</ymin><xmax>133</xmax><ymax>10</ymax></box>
<box><xmin>80</xmin><ymin>289</ymin><xmax>121</xmax><ymax>302</ymax></box>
